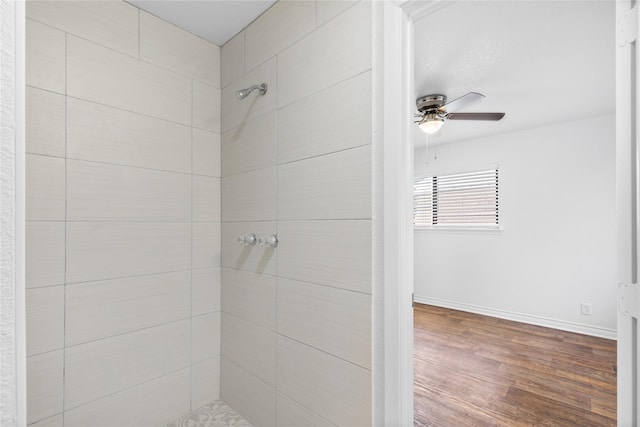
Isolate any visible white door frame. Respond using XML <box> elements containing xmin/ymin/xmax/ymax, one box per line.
<box><xmin>0</xmin><ymin>0</ymin><xmax>27</xmax><ymax>425</ymax></box>
<box><xmin>616</xmin><ymin>0</ymin><xmax>639</xmax><ymax>424</ymax></box>
<box><xmin>374</xmin><ymin>1</ymin><xmax>447</xmax><ymax>425</ymax></box>
<box><xmin>380</xmin><ymin>0</ymin><xmax>637</xmax><ymax>425</ymax></box>
<box><xmin>372</xmin><ymin>2</ymin><xmax>414</xmax><ymax>425</ymax></box>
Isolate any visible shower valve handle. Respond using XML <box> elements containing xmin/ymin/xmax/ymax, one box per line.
<box><xmin>258</xmin><ymin>234</ymin><xmax>278</xmax><ymax>248</ymax></box>
<box><xmin>237</xmin><ymin>234</ymin><xmax>257</xmax><ymax>246</ymax></box>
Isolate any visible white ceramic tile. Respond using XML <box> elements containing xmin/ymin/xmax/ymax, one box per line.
<box><xmin>278</xmin><ymin>71</ymin><xmax>371</xmax><ymax>163</ymax></box>
<box><xmin>192</xmin><ymin>312</ymin><xmax>221</xmax><ymax>363</ymax></box>
<box><xmin>221</xmin><ymin>59</ymin><xmax>276</xmax><ymax>132</ymax></box>
<box><xmin>140</xmin><ymin>11</ymin><xmax>220</xmax><ymax>87</ymax></box>
<box><xmin>316</xmin><ymin>0</ymin><xmax>358</xmax><ymax>26</ymax></box>
<box><xmin>67</xmin><ymin>35</ymin><xmax>191</xmax><ymax>125</ymax></box>
<box><xmin>26</xmin><ymin>286</ymin><xmax>64</xmax><ymax>356</ymax></box>
<box><xmin>26</xmin><ymin>154</ymin><xmax>65</xmax><ymax>221</ymax></box>
<box><xmin>221</xmin><ymin>31</ymin><xmax>244</xmax><ymax>88</ymax></box>
<box><xmin>27</xmin><ymin>350</ymin><xmax>63</xmax><ymax>424</ymax></box>
<box><xmin>67</xmin><ymin>160</ymin><xmax>191</xmax><ymax>221</ymax></box>
<box><xmin>67</xmin><ymin>97</ymin><xmax>191</xmax><ymax>173</ymax></box>
<box><xmin>277</xmin><ymin>393</ymin><xmax>335</xmax><ymax>427</ymax></box>
<box><xmin>192</xmin><ymin>267</ymin><xmax>221</xmax><ymax>316</ymax></box>
<box><xmin>29</xmin><ymin>414</ymin><xmax>63</xmax><ymax>427</ymax></box>
<box><xmin>65</xmin><ymin>271</ymin><xmax>191</xmax><ymax>346</ymax></box>
<box><xmin>277</xmin><ymin>1</ymin><xmax>371</xmax><ymax>108</ymax></box>
<box><xmin>193</xmin><ymin>81</ymin><xmax>221</xmax><ymax>132</ymax></box>
<box><xmin>221</xmin><ymin>167</ymin><xmax>276</xmax><ymax>222</ymax></box>
<box><xmin>277</xmin><ymin>220</ymin><xmax>372</xmax><ymax>293</ymax></box>
<box><xmin>192</xmin><ymin>222</ymin><xmax>221</xmax><ymax>269</ymax></box>
<box><xmin>26</xmin><ymin>19</ymin><xmax>65</xmax><ymax>93</ymax></box>
<box><xmin>191</xmin><ymin>357</ymin><xmax>221</xmax><ymax>409</ymax></box>
<box><xmin>26</xmin><ymin>86</ymin><xmax>65</xmax><ymax>158</ymax></box>
<box><xmin>278</xmin><ymin>278</ymin><xmax>371</xmax><ymax>369</ymax></box>
<box><xmin>64</xmin><ymin>369</ymin><xmax>191</xmax><ymax>427</ymax></box>
<box><xmin>193</xmin><ymin>176</ymin><xmax>221</xmax><ymax>222</ymax></box>
<box><xmin>221</xmin><ymin>268</ymin><xmax>276</xmax><ymax>331</ymax></box>
<box><xmin>26</xmin><ymin>222</ymin><xmax>65</xmax><ymax>289</ymax></box>
<box><xmin>221</xmin><ymin>111</ymin><xmax>276</xmax><ymax>177</ymax></box>
<box><xmin>222</xmin><ymin>313</ymin><xmax>276</xmax><ymax>386</ymax></box>
<box><xmin>65</xmin><ymin>320</ymin><xmax>190</xmax><ymax>409</ymax></box>
<box><xmin>278</xmin><ymin>145</ymin><xmax>372</xmax><ymax>220</ymax></box>
<box><xmin>245</xmin><ymin>1</ymin><xmax>315</xmax><ymax>72</ymax></box>
<box><xmin>277</xmin><ymin>336</ymin><xmax>371</xmax><ymax>427</ymax></box>
<box><xmin>27</xmin><ymin>0</ymin><xmax>138</xmax><ymax>56</ymax></box>
<box><xmin>193</xmin><ymin>128</ymin><xmax>221</xmax><ymax>177</ymax></box>
<box><xmin>220</xmin><ymin>357</ymin><xmax>276</xmax><ymax>427</ymax></box>
<box><xmin>66</xmin><ymin>222</ymin><xmax>190</xmax><ymax>284</ymax></box>
<box><xmin>221</xmin><ymin>222</ymin><xmax>277</xmax><ymax>275</ymax></box>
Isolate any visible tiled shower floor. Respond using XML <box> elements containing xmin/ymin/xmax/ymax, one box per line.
<box><xmin>166</xmin><ymin>400</ymin><xmax>253</xmax><ymax>427</ymax></box>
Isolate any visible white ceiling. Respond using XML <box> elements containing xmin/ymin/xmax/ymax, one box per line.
<box><xmin>127</xmin><ymin>0</ymin><xmax>276</xmax><ymax>46</ymax></box>
<box><xmin>412</xmin><ymin>1</ymin><xmax>615</xmax><ymax>146</ymax></box>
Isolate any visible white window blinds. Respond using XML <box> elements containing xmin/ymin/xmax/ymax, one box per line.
<box><xmin>414</xmin><ymin>169</ymin><xmax>499</xmax><ymax>227</ymax></box>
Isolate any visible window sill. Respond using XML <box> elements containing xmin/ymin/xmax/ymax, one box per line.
<box><xmin>414</xmin><ymin>225</ymin><xmax>503</xmax><ymax>234</ymax></box>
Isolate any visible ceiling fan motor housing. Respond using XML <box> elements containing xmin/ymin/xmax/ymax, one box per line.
<box><xmin>416</xmin><ymin>94</ymin><xmax>447</xmax><ymax>113</ymax></box>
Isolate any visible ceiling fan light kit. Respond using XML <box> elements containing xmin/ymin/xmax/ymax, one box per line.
<box><xmin>418</xmin><ymin>112</ymin><xmax>445</xmax><ymax>134</ymax></box>
<box><xmin>415</xmin><ymin>92</ymin><xmax>505</xmax><ymax>134</ymax></box>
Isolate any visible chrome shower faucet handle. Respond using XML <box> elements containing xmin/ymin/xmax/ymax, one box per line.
<box><xmin>258</xmin><ymin>234</ymin><xmax>278</xmax><ymax>248</ymax></box>
<box><xmin>237</xmin><ymin>234</ymin><xmax>257</xmax><ymax>246</ymax></box>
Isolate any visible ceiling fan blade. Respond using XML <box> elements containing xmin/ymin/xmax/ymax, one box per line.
<box><xmin>441</xmin><ymin>92</ymin><xmax>485</xmax><ymax>113</ymax></box>
<box><xmin>447</xmin><ymin>112</ymin><xmax>505</xmax><ymax>121</ymax></box>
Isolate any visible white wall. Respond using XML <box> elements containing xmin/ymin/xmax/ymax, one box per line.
<box><xmin>220</xmin><ymin>1</ymin><xmax>373</xmax><ymax>426</ymax></box>
<box><xmin>414</xmin><ymin>114</ymin><xmax>617</xmax><ymax>338</ymax></box>
<box><xmin>25</xmin><ymin>2</ymin><xmax>221</xmax><ymax>425</ymax></box>
<box><xmin>1</xmin><ymin>0</ymin><xmax>26</xmax><ymax>425</ymax></box>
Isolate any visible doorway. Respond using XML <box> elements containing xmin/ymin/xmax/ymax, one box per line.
<box><xmin>409</xmin><ymin>1</ymin><xmax>618</xmax><ymax>424</ymax></box>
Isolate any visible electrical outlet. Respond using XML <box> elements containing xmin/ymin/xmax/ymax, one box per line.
<box><xmin>581</xmin><ymin>303</ymin><xmax>592</xmax><ymax>316</ymax></box>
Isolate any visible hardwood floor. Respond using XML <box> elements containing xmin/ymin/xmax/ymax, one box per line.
<box><xmin>414</xmin><ymin>304</ymin><xmax>616</xmax><ymax>427</ymax></box>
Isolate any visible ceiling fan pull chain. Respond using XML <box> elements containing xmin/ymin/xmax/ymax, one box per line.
<box><xmin>425</xmin><ymin>132</ymin><xmax>430</xmax><ymax>165</ymax></box>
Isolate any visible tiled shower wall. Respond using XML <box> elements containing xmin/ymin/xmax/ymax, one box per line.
<box><xmin>25</xmin><ymin>2</ymin><xmax>221</xmax><ymax>425</ymax></box>
<box><xmin>220</xmin><ymin>1</ymin><xmax>373</xmax><ymax>425</ymax></box>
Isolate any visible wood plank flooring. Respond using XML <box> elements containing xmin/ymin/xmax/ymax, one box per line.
<box><xmin>414</xmin><ymin>304</ymin><xmax>616</xmax><ymax>427</ymax></box>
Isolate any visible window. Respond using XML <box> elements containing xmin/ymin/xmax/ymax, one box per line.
<box><xmin>414</xmin><ymin>169</ymin><xmax>499</xmax><ymax>227</ymax></box>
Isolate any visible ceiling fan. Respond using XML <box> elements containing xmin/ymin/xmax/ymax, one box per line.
<box><xmin>415</xmin><ymin>92</ymin><xmax>505</xmax><ymax>134</ymax></box>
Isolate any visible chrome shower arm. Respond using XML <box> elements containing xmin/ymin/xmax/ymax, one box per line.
<box><xmin>236</xmin><ymin>83</ymin><xmax>268</xmax><ymax>100</ymax></box>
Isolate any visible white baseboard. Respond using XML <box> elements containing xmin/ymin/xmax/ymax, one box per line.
<box><xmin>413</xmin><ymin>295</ymin><xmax>617</xmax><ymax>340</ymax></box>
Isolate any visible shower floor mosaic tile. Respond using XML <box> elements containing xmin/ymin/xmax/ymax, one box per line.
<box><xmin>166</xmin><ymin>400</ymin><xmax>253</xmax><ymax>427</ymax></box>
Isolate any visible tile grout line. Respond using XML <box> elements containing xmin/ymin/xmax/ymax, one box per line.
<box><xmin>30</xmin><ymin>314</ymin><xmax>209</xmax><ymax>357</ymax></box>
<box><xmin>137</xmin><ymin>8</ymin><xmax>140</xmax><ymax>60</ymax></box>
<box><xmin>216</xmin><ymin>46</ymin><xmax>223</xmax><ymax>406</ymax></box>
<box><xmin>63</xmin><ymin>267</ymin><xmax>195</xmax><ymax>287</ymax></box>
<box><xmin>50</xmin><ymin>18</ymin><xmax>219</xmax><ymax>97</ymax></box>
<box><xmin>273</xmin><ymin>45</ymin><xmax>280</xmax><ymax>423</ymax></box>
<box><xmin>65</xmin><ymin>91</ymin><xmax>209</xmax><ymax>132</ymax></box>
<box><xmin>189</xmin><ymin>77</ymin><xmax>194</xmax><ymax>413</ymax></box>
<box><xmin>62</xmin><ymin>29</ymin><xmax>68</xmax><ymax>426</ymax></box>
<box><xmin>63</xmin><ymin>366</ymin><xmax>193</xmax><ymax>414</ymax></box>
